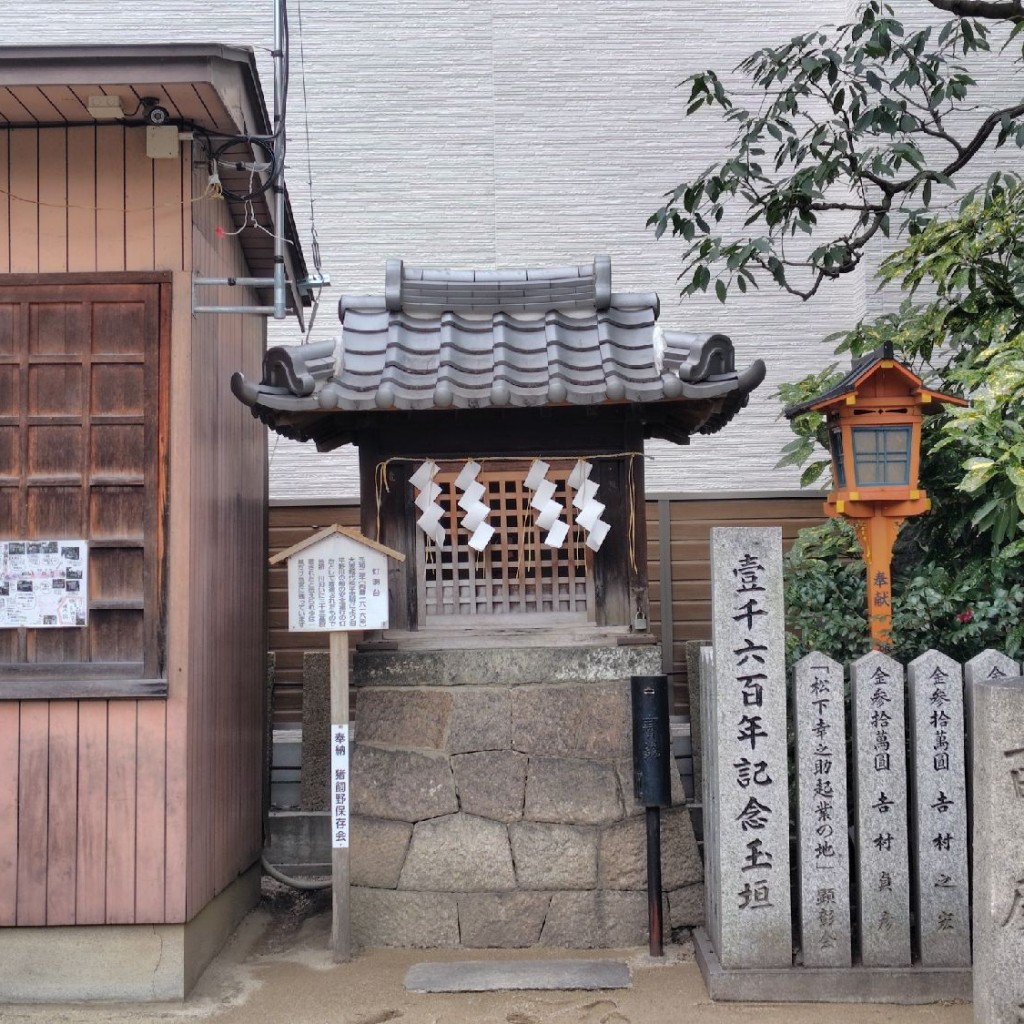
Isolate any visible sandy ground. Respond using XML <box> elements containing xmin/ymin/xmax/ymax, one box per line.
<box><xmin>0</xmin><ymin>883</ymin><xmax>973</xmax><ymax>1024</ymax></box>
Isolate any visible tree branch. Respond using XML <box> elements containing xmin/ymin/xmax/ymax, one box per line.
<box><xmin>926</xmin><ymin>0</ymin><xmax>1024</xmax><ymax>19</ymax></box>
<box><xmin>939</xmin><ymin>99</ymin><xmax>1024</xmax><ymax>177</ymax></box>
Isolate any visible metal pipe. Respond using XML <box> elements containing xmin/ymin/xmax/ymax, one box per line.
<box><xmin>193</xmin><ymin>305</ymin><xmax>283</xmax><ymax>315</ymax></box>
<box><xmin>272</xmin><ymin>0</ymin><xmax>287</xmax><ymax>320</ymax></box>
<box><xmin>646</xmin><ymin>806</ymin><xmax>665</xmax><ymax>956</ymax></box>
<box><xmin>193</xmin><ymin>276</ymin><xmax>277</xmax><ymax>288</ymax></box>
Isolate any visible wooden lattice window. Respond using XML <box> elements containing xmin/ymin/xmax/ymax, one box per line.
<box><xmin>0</xmin><ymin>281</ymin><xmax>166</xmax><ymax>687</ymax></box>
<box><xmin>418</xmin><ymin>463</ymin><xmax>596</xmax><ymax>625</ymax></box>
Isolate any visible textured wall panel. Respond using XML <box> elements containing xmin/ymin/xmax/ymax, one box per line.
<box><xmin>8</xmin><ymin>1</ymin><xmax>1018</xmax><ymax>500</ymax></box>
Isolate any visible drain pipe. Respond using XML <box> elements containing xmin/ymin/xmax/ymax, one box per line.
<box><xmin>271</xmin><ymin>0</ymin><xmax>287</xmax><ymax>319</ymax></box>
<box><xmin>261</xmin><ymin>853</ymin><xmax>331</xmax><ymax>891</ymax></box>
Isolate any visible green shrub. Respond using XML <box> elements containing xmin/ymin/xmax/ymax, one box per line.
<box><xmin>784</xmin><ymin>519</ymin><xmax>1024</xmax><ymax>666</ymax></box>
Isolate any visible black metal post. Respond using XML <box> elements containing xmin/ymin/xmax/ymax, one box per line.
<box><xmin>646</xmin><ymin>806</ymin><xmax>664</xmax><ymax>957</ymax></box>
<box><xmin>632</xmin><ymin>674</ymin><xmax>671</xmax><ymax>958</ymax></box>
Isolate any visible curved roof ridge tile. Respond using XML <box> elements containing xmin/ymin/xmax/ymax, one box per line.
<box><xmin>230</xmin><ymin>258</ymin><xmax>764</xmax><ymax>448</ymax></box>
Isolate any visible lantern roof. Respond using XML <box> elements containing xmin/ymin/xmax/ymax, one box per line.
<box><xmin>783</xmin><ymin>343</ymin><xmax>968</xmax><ymax>419</ymax></box>
<box><xmin>231</xmin><ymin>257</ymin><xmax>766</xmax><ymax>452</ymax></box>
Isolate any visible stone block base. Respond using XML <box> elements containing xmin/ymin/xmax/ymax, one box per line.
<box><xmin>693</xmin><ymin>928</ymin><xmax>972</xmax><ymax>1004</ymax></box>
<box><xmin>350</xmin><ymin>885</ymin><xmax>702</xmax><ymax>950</ymax></box>
<box><xmin>346</xmin><ymin>643</ymin><xmax>704</xmax><ymax>951</ymax></box>
<box><xmin>0</xmin><ymin>865</ymin><xmax>260</xmax><ymax>1001</ymax></box>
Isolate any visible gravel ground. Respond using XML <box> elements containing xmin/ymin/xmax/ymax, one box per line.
<box><xmin>0</xmin><ymin>880</ymin><xmax>973</xmax><ymax>1024</ymax></box>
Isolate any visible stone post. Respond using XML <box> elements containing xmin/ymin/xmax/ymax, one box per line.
<box><xmin>707</xmin><ymin>527</ymin><xmax>791</xmax><ymax>968</ymax></box>
<box><xmin>793</xmin><ymin>652</ymin><xmax>851</xmax><ymax>967</ymax></box>
<box><xmin>907</xmin><ymin>650</ymin><xmax>970</xmax><ymax>967</ymax></box>
<box><xmin>850</xmin><ymin>651</ymin><xmax>911</xmax><ymax>966</ymax></box>
<box><xmin>964</xmin><ymin>651</ymin><xmax>1022</xmax><ymax>838</ymax></box>
<box><xmin>699</xmin><ymin>646</ymin><xmax>720</xmax><ymax>952</ymax></box>
<box><xmin>972</xmin><ymin>673</ymin><xmax>1024</xmax><ymax>1024</ymax></box>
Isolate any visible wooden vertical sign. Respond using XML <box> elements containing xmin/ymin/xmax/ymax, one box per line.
<box><xmin>270</xmin><ymin>525</ymin><xmax>404</xmax><ymax>961</ymax></box>
<box><xmin>329</xmin><ymin>631</ymin><xmax>352</xmax><ymax>961</ymax></box>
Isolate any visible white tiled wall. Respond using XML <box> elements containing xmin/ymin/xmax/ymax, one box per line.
<box><xmin>10</xmin><ymin>1</ymin><xmax>1018</xmax><ymax>499</ymax></box>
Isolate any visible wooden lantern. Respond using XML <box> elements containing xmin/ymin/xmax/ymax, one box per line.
<box><xmin>787</xmin><ymin>344</ymin><xmax>966</xmax><ymax>648</ymax></box>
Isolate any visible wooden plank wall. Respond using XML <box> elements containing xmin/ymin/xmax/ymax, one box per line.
<box><xmin>265</xmin><ymin>495</ymin><xmax>824</xmax><ymax>725</ymax></box>
<box><xmin>646</xmin><ymin>496</ymin><xmax>825</xmax><ymax>714</ymax></box>
<box><xmin>0</xmin><ymin>125</ymin><xmax>187</xmax><ymax>276</ymax></box>
<box><xmin>183</xmin><ymin>158</ymin><xmax>267</xmax><ymax>918</ymax></box>
<box><xmin>0</xmin><ymin>125</ymin><xmax>191</xmax><ymax>924</ymax></box>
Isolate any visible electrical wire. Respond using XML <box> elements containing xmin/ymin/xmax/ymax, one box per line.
<box><xmin>213</xmin><ymin>136</ymin><xmax>279</xmax><ymax>204</ymax></box>
<box><xmin>296</xmin><ymin>0</ymin><xmax>323</xmax><ymax>278</ymax></box>
<box><xmin>293</xmin><ymin>0</ymin><xmax>325</xmax><ymax>343</ymax></box>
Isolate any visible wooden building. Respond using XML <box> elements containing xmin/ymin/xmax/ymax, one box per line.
<box><xmin>0</xmin><ymin>45</ymin><xmax>309</xmax><ymax>999</ymax></box>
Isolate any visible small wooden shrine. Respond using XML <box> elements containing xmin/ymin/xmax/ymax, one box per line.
<box><xmin>235</xmin><ymin>256</ymin><xmax>765</xmax><ymax>638</ymax></box>
<box><xmin>234</xmin><ymin>256</ymin><xmax>765</xmax><ymax>951</ymax></box>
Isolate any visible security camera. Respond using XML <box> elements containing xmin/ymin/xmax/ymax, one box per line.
<box><xmin>140</xmin><ymin>97</ymin><xmax>170</xmax><ymax>126</ymax></box>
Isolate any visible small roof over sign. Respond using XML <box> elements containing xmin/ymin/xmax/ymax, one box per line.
<box><xmin>269</xmin><ymin>524</ymin><xmax>406</xmax><ymax>566</ymax></box>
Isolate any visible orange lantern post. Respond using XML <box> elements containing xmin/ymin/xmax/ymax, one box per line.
<box><xmin>785</xmin><ymin>343</ymin><xmax>967</xmax><ymax>649</ymax></box>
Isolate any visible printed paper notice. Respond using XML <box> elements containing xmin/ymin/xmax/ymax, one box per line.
<box><xmin>0</xmin><ymin>540</ymin><xmax>88</xmax><ymax>629</ymax></box>
<box><xmin>331</xmin><ymin>724</ymin><xmax>350</xmax><ymax>849</ymax></box>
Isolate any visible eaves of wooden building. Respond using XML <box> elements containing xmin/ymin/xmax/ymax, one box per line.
<box><xmin>0</xmin><ymin>44</ymin><xmax>309</xmax><ymax>1000</ymax></box>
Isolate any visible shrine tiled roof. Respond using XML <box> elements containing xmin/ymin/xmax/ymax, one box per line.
<box><xmin>231</xmin><ymin>257</ymin><xmax>765</xmax><ymax>450</ymax></box>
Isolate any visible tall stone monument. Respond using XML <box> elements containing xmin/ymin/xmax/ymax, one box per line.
<box><xmin>706</xmin><ymin>527</ymin><xmax>791</xmax><ymax>968</ymax></box>
<box><xmin>972</xmin><ymin>672</ymin><xmax>1024</xmax><ymax>1024</ymax></box>
<box><xmin>907</xmin><ymin>650</ymin><xmax>970</xmax><ymax>967</ymax></box>
<box><xmin>793</xmin><ymin>652</ymin><xmax>851</xmax><ymax>967</ymax></box>
<box><xmin>851</xmin><ymin>651</ymin><xmax>911</xmax><ymax>967</ymax></box>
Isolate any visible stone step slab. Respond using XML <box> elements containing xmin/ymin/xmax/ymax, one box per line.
<box><xmin>404</xmin><ymin>959</ymin><xmax>631</xmax><ymax>992</ymax></box>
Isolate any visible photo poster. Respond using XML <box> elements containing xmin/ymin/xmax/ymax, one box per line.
<box><xmin>0</xmin><ymin>539</ymin><xmax>89</xmax><ymax>629</ymax></box>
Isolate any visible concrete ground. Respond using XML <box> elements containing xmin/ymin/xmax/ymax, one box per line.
<box><xmin>0</xmin><ymin>881</ymin><xmax>973</xmax><ymax>1024</ymax></box>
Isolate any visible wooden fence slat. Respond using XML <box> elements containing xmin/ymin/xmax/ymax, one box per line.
<box><xmin>133</xmin><ymin>699</ymin><xmax>166</xmax><ymax>922</ymax></box>
<box><xmin>45</xmin><ymin>700</ymin><xmax>79</xmax><ymax>924</ymax></box>
<box><xmin>104</xmin><ymin>699</ymin><xmax>137</xmax><ymax>923</ymax></box>
<box><xmin>152</xmin><ymin>139</ymin><xmax>182</xmax><ymax>271</ymax></box>
<box><xmin>37</xmin><ymin>128</ymin><xmax>68</xmax><ymax>274</ymax></box>
<box><xmin>0</xmin><ymin>128</ymin><xmax>10</xmax><ymax>274</ymax></box>
<box><xmin>75</xmin><ymin>699</ymin><xmax>108</xmax><ymax>924</ymax></box>
<box><xmin>124</xmin><ymin>127</ymin><xmax>153</xmax><ymax>271</ymax></box>
<box><xmin>66</xmin><ymin>127</ymin><xmax>97</xmax><ymax>274</ymax></box>
<box><xmin>94</xmin><ymin>126</ymin><xmax>125</xmax><ymax>273</ymax></box>
<box><xmin>16</xmin><ymin>701</ymin><xmax>49</xmax><ymax>925</ymax></box>
<box><xmin>0</xmin><ymin>703</ymin><xmax>20</xmax><ymax>924</ymax></box>
<box><xmin>9</xmin><ymin>129</ymin><xmax>39</xmax><ymax>275</ymax></box>
<box><xmin>163</xmin><ymin>693</ymin><xmax>187</xmax><ymax>923</ymax></box>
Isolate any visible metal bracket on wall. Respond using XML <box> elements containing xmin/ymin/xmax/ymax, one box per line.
<box><xmin>191</xmin><ymin>272</ymin><xmax>329</xmax><ymax>329</ymax></box>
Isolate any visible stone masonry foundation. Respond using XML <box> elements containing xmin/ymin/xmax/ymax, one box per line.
<box><xmin>348</xmin><ymin>641</ymin><xmax>704</xmax><ymax>949</ymax></box>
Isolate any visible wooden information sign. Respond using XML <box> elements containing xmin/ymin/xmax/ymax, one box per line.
<box><xmin>271</xmin><ymin>525</ymin><xmax>404</xmax><ymax>961</ymax></box>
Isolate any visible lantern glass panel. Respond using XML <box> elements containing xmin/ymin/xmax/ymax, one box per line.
<box><xmin>829</xmin><ymin>427</ymin><xmax>846</xmax><ymax>487</ymax></box>
<box><xmin>852</xmin><ymin>426</ymin><xmax>911</xmax><ymax>486</ymax></box>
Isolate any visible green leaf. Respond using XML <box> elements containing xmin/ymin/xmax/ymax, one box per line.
<box><xmin>799</xmin><ymin>461</ymin><xmax>829</xmax><ymax>486</ymax></box>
